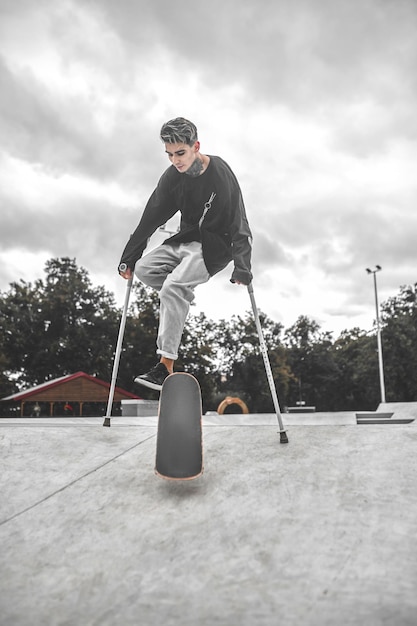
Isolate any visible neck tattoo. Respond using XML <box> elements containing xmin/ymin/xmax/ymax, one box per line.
<box><xmin>186</xmin><ymin>157</ymin><xmax>204</xmax><ymax>177</ymax></box>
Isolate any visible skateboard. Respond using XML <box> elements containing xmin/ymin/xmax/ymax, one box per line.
<box><xmin>155</xmin><ymin>372</ymin><xmax>203</xmax><ymax>480</ymax></box>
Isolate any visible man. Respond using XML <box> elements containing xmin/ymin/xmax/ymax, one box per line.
<box><xmin>119</xmin><ymin>117</ymin><xmax>253</xmax><ymax>390</ymax></box>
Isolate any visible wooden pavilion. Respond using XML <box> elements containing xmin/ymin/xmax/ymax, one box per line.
<box><xmin>0</xmin><ymin>371</ymin><xmax>141</xmax><ymax>417</ymax></box>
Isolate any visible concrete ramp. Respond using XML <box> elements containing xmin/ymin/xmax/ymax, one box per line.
<box><xmin>1</xmin><ymin>419</ymin><xmax>417</xmax><ymax>625</ymax></box>
<box><xmin>378</xmin><ymin>401</ymin><xmax>417</xmax><ymax>422</ymax></box>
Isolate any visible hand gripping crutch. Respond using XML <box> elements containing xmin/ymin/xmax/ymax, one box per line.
<box><xmin>103</xmin><ymin>264</ymin><xmax>134</xmax><ymax>427</ymax></box>
<box><xmin>247</xmin><ymin>283</ymin><xmax>289</xmax><ymax>443</ymax></box>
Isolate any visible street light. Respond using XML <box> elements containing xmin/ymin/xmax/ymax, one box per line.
<box><xmin>366</xmin><ymin>265</ymin><xmax>386</xmax><ymax>403</ymax></box>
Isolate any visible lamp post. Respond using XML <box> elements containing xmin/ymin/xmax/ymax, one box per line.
<box><xmin>366</xmin><ymin>265</ymin><xmax>386</xmax><ymax>403</ymax></box>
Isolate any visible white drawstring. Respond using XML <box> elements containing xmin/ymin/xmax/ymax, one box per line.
<box><xmin>199</xmin><ymin>192</ymin><xmax>216</xmax><ymax>228</ymax></box>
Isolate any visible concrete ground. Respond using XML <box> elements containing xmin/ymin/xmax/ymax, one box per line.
<box><xmin>1</xmin><ymin>405</ymin><xmax>417</xmax><ymax>626</ymax></box>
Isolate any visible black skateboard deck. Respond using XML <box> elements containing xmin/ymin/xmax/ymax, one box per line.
<box><xmin>155</xmin><ymin>372</ymin><xmax>203</xmax><ymax>480</ymax></box>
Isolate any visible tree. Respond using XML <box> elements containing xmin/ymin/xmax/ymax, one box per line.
<box><xmin>0</xmin><ymin>258</ymin><xmax>119</xmax><ymax>387</ymax></box>
<box><xmin>0</xmin><ymin>279</ymin><xmax>45</xmax><ymax>386</ymax></box>
<box><xmin>379</xmin><ymin>284</ymin><xmax>417</xmax><ymax>401</ymax></box>
<box><xmin>180</xmin><ymin>312</ymin><xmax>219</xmax><ymax>410</ymax></box>
<box><xmin>0</xmin><ymin>350</ymin><xmax>17</xmax><ymax>398</ymax></box>
<box><xmin>284</xmin><ymin>316</ymin><xmax>323</xmax><ymax>408</ymax></box>
<box><xmin>116</xmin><ymin>282</ymin><xmax>165</xmax><ymax>397</ymax></box>
<box><xmin>212</xmin><ymin>310</ymin><xmax>292</xmax><ymax>412</ymax></box>
<box><xmin>2</xmin><ymin>256</ymin><xmax>416</xmax><ymax>413</ymax></box>
<box><xmin>331</xmin><ymin>328</ymin><xmax>379</xmax><ymax>410</ymax></box>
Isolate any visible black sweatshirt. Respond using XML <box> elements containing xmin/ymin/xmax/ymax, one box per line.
<box><xmin>119</xmin><ymin>155</ymin><xmax>253</xmax><ymax>285</ymax></box>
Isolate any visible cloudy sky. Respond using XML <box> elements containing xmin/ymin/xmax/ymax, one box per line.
<box><xmin>1</xmin><ymin>0</ymin><xmax>416</xmax><ymax>338</ymax></box>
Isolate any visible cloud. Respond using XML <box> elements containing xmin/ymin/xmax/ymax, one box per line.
<box><xmin>83</xmin><ymin>0</ymin><xmax>417</xmax><ymax>112</ymax></box>
<box><xmin>0</xmin><ymin>0</ymin><xmax>416</xmax><ymax>337</ymax></box>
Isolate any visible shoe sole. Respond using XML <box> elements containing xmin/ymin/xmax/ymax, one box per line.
<box><xmin>134</xmin><ymin>376</ymin><xmax>163</xmax><ymax>391</ymax></box>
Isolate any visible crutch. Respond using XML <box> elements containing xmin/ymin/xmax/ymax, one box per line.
<box><xmin>247</xmin><ymin>282</ymin><xmax>289</xmax><ymax>443</ymax></box>
<box><xmin>103</xmin><ymin>264</ymin><xmax>134</xmax><ymax>427</ymax></box>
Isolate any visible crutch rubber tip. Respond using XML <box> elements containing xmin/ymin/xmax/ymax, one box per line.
<box><xmin>279</xmin><ymin>431</ymin><xmax>289</xmax><ymax>443</ymax></box>
<box><xmin>103</xmin><ymin>418</ymin><xmax>111</xmax><ymax>427</ymax></box>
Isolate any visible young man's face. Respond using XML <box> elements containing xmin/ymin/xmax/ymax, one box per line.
<box><xmin>164</xmin><ymin>141</ymin><xmax>200</xmax><ymax>173</ymax></box>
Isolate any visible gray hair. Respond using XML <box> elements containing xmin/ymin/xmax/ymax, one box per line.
<box><xmin>160</xmin><ymin>117</ymin><xmax>198</xmax><ymax>145</ymax></box>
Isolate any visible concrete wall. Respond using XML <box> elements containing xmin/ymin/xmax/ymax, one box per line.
<box><xmin>121</xmin><ymin>399</ymin><xmax>158</xmax><ymax>417</ymax></box>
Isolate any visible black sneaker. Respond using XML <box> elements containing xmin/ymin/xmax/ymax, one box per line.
<box><xmin>134</xmin><ymin>363</ymin><xmax>170</xmax><ymax>391</ymax></box>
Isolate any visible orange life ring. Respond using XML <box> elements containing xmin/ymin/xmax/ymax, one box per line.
<box><xmin>217</xmin><ymin>396</ymin><xmax>249</xmax><ymax>415</ymax></box>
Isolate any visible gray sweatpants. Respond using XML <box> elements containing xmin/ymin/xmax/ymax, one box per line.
<box><xmin>135</xmin><ymin>241</ymin><xmax>210</xmax><ymax>360</ymax></box>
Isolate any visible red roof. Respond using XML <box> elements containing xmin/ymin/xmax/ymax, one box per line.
<box><xmin>1</xmin><ymin>371</ymin><xmax>141</xmax><ymax>402</ymax></box>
